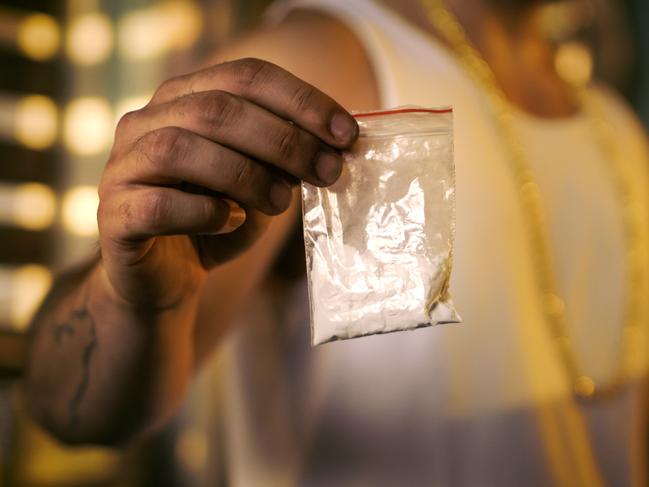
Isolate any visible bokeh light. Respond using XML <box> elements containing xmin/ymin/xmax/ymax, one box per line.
<box><xmin>12</xmin><ymin>183</ymin><xmax>56</xmax><ymax>230</ymax></box>
<box><xmin>63</xmin><ymin>97</ymin><xmax>112</xmax><ymax>155</ymax></box>
<box><xmin>16</xmin><ymin>13</ymin><xmax>60</xmax><ymax>61</ymax></box>
<box><xmin>10</xmin><ymin>265</ymin><xmax>52</xmax><ymax>329</ymax></box>
<box><xmin>164</xmin><ymin>0</ymin><xmax>203</xmax><ymax>50</ymax></box>
<box><xmin>61</xmin><ymin>185</ymin><xmax>99</xmax><ymax>236</ymax></box>
<box><xmin>0</xmin><ymin>182</ymin><xmax>56</xmax><ymax>230</ymax></box>
<box><xmin>175</xmin><ymin>428</ymin><xmax>209</xmax><ymax>474</ymax></box>
<box><xmin>555</xmin><ymin>41</ymin><xmax>593</xmax><ymax>87</ymax></box>
<box><xmin>66</xmin><ymin>12</ymin><xmax>114</xmax><ymax>66</ymax></box>
<box><xmin>14</xmin><ymin>95</ymin><xmax>58</xmax><ymax>150</ymax></box>
<box><xmin>118</xmin><ymin>0</ymin><xmax>202</xmax><ymax>61</ymax></box>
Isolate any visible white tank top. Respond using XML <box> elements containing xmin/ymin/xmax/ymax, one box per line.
<box><xmin>184</xmin><ymin>1</ymin><xmax>649</xmax><ymax>486</ymax></box>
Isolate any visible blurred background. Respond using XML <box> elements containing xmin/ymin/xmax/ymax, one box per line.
<box><xmin>0</xmin><ymin>0</ymin><xmax>647</xmax><ymax>485</ymax></box>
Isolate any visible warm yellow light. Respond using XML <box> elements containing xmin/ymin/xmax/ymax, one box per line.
<box><xmin>555</xmin><ymin>41</ymin><xmax>593</xmax><ymax>87</ymax></box>
<box><xmin>14</xmin><ymin>95</ymin><xmax>58</xmax><ymax>150</ymax></box>
<box><xmin>175</xmin><ymin>428</ymin><xmax>208</xmax><ymax>474</ymax></box>
<box><xmin>118</xmin><ymin>0</ymin><xmax>202</xmax><ymax>61</ymax></box>
<box><xmin>117</xmin><ymin>10</ymin><xmax>162</xmax><ymax>61</ymax></box>
<box><xmin>63</xmin><ymin>97</ymin><xmax>112</xmax><ymax>155</ymax></box>
<box><xmin>13</xmin><ymin>183</ymin><xmax>56</xmax><ymax>230</ymax></box>
<box><xmin>164</xmin><ymin>0</ymin><xmax>202</xmax><ymax>50</ymax></box>
<box><xmin>66</xmin><ymin>12</ymin><xmax>113</xmax><ymax>66</ymax></box>
<box><xmin>17</xmin><ymin>13</ymin><xmax>60</xmax><ymax>61</ymax></box>
<box><xmin>62</xmin><ymin>185</ymin><xmax>99</xmax><ymax>236</ymax></box>
<box><xmin>0</xmin><ymin>182</ymin><xmax>56</xmax><ymax>230</ymax></box>
<box><xmin>11</xmin><ymin>265</ymin><xmax>52</xmax><ymax>329</ymax></box>
<box><xmin>14</xmin><ymin>420</ymin><xmax>120</xmax><ymax>485</ymax></box>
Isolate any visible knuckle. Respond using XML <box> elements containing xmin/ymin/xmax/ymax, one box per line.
<box><xmin>140</xmin><ymin>127</ymin><xmax>186</xmax><ymax>163</ymax></box>
<box><xmin>277</xmin><ymin>128</ymin><xmax>299</xmax><ymax>161</ymax></box>
<box><xmin>139</xmin><ymin>191</ymin><xmax>171</xmax><ymax>233</ymax></box>
<box><xmin>97</xmin><ymin>179</ymin><xmax>109</xmax><ymax>202</ymax></box>
<box><xmin>233</xmin><ymin>57</ymin><xmax>270</xmax><ymax>88</ymax></box>
<box><xmin>97</xmin><ymin>170</ymin><xmax>123</xmax><ymax>204</ymax></box>
<box><xmin>96</xmin><ymin>199</ymin><xmax>109</xmax><ymax>227</ymax></box>
<box><xmin>104</xmin><ymin>152</ymin><xmax>119</xmax><ymax>169</ymax></box>
<box><xmin>154</xmin><ymin>75</ymin><xmax>185</xmax><ymax>100</ymax></box>
<box><xmin>291</xmin><ymin>84</ymin><xmax>316</xmax><ymax>114</ymax></box>
<box><xmin>202</xmin><ymin>91</ymin><xmax>240</xmax><ymax>130</ymax></box>
<box><xmin>97</xmin><ymin>201</ymin><xmax>114</xmax><ymax>238</ymax></box>
<box><xmin>115</xmin><ymin>109</ymin><xmax>139</xmax><ymax>137</ymax></box>
<box><xmin>117</xmin><ymin>198</ymin><xmax>135</xmax><ymax>233</ymax></box>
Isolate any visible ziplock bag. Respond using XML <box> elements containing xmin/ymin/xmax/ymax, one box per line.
<box><xmin>302</xmin><ymin>106</ymin><xmax>461</xmax><ymax>346</ymax></box>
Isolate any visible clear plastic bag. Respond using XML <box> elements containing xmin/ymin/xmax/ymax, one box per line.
<box><xmin>302</xmin><ymin>106</ymin><xmax>461</xmax><ymax>346</ymax></box>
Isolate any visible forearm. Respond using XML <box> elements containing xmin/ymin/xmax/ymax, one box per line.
<box><xmin>23</xmin><ymin>257</ymin><xmax>199</xmax><ymax>446</ymax></box>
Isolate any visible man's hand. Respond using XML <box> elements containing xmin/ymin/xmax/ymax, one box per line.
<box><xmin>98</xmin><ymin>58</ymin><xmax>359</xmax><ymax>311</ymax></box>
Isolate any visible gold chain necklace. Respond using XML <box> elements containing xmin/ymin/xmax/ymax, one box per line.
<box><xmin>420</xmin><ymin>0</ymin><xmax>647</xmax><ymax>399</ymax></box>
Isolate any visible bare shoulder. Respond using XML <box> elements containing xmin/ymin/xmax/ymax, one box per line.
<box><xmin>212</xmin><ymin>9</ymin><xmax>380</xmax><ymax>111</ymax></box>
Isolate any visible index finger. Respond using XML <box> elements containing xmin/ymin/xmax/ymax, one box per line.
<box><xmin>149</xmin><ymin>58</ymin><xmax>359</xmax><ymax>149</ymax></box>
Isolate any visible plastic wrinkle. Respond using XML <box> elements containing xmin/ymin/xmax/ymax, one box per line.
<box><xmin>302</xmin><ymin>106</ymin><xmax>461</xmax><ymax>346</ymax></box>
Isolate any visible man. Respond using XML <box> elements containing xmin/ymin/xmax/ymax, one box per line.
<box><xmin>24</xmin><ymin>0</ymin><xmax>649</xmax><ymax>485</ymax></box>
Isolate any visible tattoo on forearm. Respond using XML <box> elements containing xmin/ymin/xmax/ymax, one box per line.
<box><xmin>52</xmin><ymin>308</ymin><xmax>92</xmax><ymax>342</ymax></box>
<box><xmin>57</xmin><ymin>304</ymin><xmax>98</xmax><ymax>429</ymax></box>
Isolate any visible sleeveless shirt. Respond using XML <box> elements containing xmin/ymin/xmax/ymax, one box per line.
<box><xmin>181</xmin><ymin>1</ymin><xmax>649</xmax><ymax>485</ymax></box>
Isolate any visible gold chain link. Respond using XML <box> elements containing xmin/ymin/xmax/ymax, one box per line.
<box><xmin>420</xmin><ymin>0</ymin><xmax>646</xmax><ymax>399</ymax></box>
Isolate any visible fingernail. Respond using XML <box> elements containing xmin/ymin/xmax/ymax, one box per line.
<box><xmin>214</xmin><ymin>199</ymin><xmax>246</xmax><ymax>234</ymax></box>
<box><xmin>269</xmin><ymin>179</ymin><xmax>292</xmax><ymax>211</ymax></box>
<box><xmin>329</xmin><ymin>112</ymin><xmax>358</xmax><ymax>145</ymax></box>
<box><xmin>315</xmin><ymin>151</ymin><xmax>342</xmax><ymax>185</ymax></box>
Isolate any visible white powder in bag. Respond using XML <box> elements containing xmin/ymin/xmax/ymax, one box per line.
<box><xmin>302</xmin><ymin>106</ymin><xmax>461</xmax><ymax>345</ymax></box>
